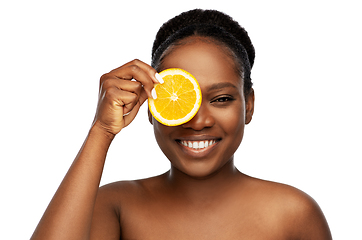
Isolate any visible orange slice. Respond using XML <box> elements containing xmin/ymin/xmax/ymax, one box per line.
<box><xmin>148</xmin><ymin>68</ymin><xmax>202</xmax><ymax>126</ymax></box>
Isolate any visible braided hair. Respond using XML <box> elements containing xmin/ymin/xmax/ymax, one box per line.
<box><xmin>151</xmin><ymin>9</ymin><xmax>255</xmax><ymax>96</ymax></box>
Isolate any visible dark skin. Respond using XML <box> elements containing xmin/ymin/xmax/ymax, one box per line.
<box><xmin>31</xmin><ymin>37</ymin><xmax>332</xmax><ymax>240</ymax></box>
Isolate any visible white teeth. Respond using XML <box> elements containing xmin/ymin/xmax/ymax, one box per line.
<box><xmin>180</xmin><ymin>140</ymin><xmax>217</xmax><ymax>150</ymax></box>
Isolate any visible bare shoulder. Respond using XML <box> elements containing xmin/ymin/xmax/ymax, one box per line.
<box><xmin>243</xmin><ymin>175</ymin><xmax>332</xmax><ymax>239</ymax></box>
<box><xmin>90</xmin><ymin>174</ymin><xmax>166</xmax><ymax>240</ymax></box>
<box><xmin>98</xmin><ymin>172</ymin><xmax>167</xmax><ymax>198</ymax></box>
<box><xmin>244</xmin><ymin>175</ymin><xmax>317</xmax><ymax>207</ymax></box>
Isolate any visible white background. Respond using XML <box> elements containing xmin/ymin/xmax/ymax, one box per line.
<box><xmin>1</xmin><ymin>0</ymin><xmax>361</xmax><ymax>239</ymax></box>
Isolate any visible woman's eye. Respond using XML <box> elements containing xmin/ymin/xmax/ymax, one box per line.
<box><xmin>216</xmin><ymin>97</ymin><xmax>230</xmax><ymax>102</ymax></box>
<box><xmin>211</xmin><ymin>96</ymin><xmax>235</xmax><ymax>104</ymax></box>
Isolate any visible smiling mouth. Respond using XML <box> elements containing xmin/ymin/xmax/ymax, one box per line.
<box><xmin>177</xmin><ymin>139</ymin><xmax>219</xmax><ymax>150</ymax></box>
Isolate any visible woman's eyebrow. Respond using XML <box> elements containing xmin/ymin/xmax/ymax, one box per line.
<box><xmin>206</xmin><ymin>82</ymin><xmax>238</xmax><ymax>91</ymax></box>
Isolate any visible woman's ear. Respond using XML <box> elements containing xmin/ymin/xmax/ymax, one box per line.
<box><xmin>245</xmin><ymin>88</ymin><xmax>255</xmax><ymax>124</ymax></box>
<box><xmin>148</xmin><ymin>108</ymin><xmax>153</xmax><ymax>125</ymax></box>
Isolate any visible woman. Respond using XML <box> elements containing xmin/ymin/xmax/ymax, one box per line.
<box><xmin>31</xmin><ymin>9</ymin><xmax>332</xmax><ymax>239</ymax></box>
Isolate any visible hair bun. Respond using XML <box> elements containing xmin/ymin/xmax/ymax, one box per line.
<box><xmin>152</xmin><ymin>9</ymin><xmax>255</xmax><ymax>68</ymax></box>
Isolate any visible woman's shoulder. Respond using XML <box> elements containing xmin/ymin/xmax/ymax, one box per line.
<box><xmin>241</xmin><ymin>174</ymin><xmax>332</xmax><ymax>239</ymax></box>
<box><xmin>244</xmin><ymin>175</ymin><xmax>312</xmax><ymax>201</ymax></box>
<box><xmin>242</xmin><ymin>175</ymin><xmax>321</xmax><ymax>216</ymax></box>
<box><xmin>97</xmin><ymin>173</ymin><xmax>167</xmax><ymax>200</ymax></box>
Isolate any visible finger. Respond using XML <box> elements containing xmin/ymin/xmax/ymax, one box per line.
<box><xmin>138</xmin><ymin>88</ymin><xmax>150</xmax><ymax>106</ymax></box>
<box><xmin>122</xmin><ymin>94</ymin><xmax>139</xmax><ymax>115</ymax></box>
<box><xmin>100</xmin><ymin>68</ymin><xmax>151</xmax><ymax>101</ymax></box>
<box><xmin>108</xmin><ymin>59</ymin><xmax>165</xmax><ymax>99</ymax></box>
<box><xmin>105</xmin><ymin>86</ymin><xmax>140</xmax><ymax>116</ymax></box>
<box><xmin>108</xmin><ymin>65</ymin><xmax>156</xmax><ymax>100</ymax></box>
<box><xmin>122</xmin><ymin>101</ymin><xmax>141</xmax><ymax>128</ymax></box>
<box><xmin>112</xmin><ymin>78</ymin><xmax>150</xmax><ymax>107</ymax></box>
<box><xmin>101</xmin><ymin>78</ymin><xmax>143</xmax><ymax>96</ymax></box>
<box><xmin>119</xmin><ymin>59</ymin><xmax>163</xmax><ymax>84</ymax></box>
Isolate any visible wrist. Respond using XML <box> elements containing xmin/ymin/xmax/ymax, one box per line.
<box><xmin>89</xmin><ymin>121</ymin><xmax>116</xmax><ymax>143</ymax></box>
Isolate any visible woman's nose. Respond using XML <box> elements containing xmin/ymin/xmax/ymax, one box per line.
<box><xmin>182</xmin><ymin>103</ymin><xmax>215</xmax><ymax>130</ymax></box>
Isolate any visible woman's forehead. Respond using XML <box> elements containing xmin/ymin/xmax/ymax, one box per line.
<box><xmin>160</xmin><ymin>39</ymin><xmax>243</xmax><ymax>90</ymax></box>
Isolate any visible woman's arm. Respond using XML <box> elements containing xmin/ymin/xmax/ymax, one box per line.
<box><xmin>31</xmin><ymin>125</ymin><xmax>113</xmax><ymax>240</ymax></box>
<box><xmin>31</xmin><ymin>60</ymin><xmax>160</xmax><ymax>240</ymax></box>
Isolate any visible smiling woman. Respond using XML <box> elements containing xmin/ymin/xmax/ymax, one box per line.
<box><xmin>30</xmin><ymin>9</ymin><xmax>332</xmax><ymax>240</ymax></box>
<box><xmin>151</xmin><ymin>38</ymin><xmax>250</xmax><ymax>179</ymax></box>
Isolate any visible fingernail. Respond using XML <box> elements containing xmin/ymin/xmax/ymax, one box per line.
<box><xmin>155</xmin><ymin>73</ymin><xmax>164</xmax><ymax>84</ymax></box>
<box><xmin>151</xmin><ymin>88</ymin><xmax>157</xmax><ymax>99</ymax></box>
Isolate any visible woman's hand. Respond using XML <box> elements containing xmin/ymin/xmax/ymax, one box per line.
<box><xmin>92</xmin><ymin>59</ymin><xmax>161</xmax><ymax>138</ymax></box>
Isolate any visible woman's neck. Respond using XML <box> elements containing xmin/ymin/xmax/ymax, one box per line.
<box><xmin>164</xmin><ymin>158</ymin><xmax>243</xmax><ymax>203</ymax></box>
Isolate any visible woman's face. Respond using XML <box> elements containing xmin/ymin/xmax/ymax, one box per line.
<box><xmin>150</xmin><ymin>37</ymin><xmax>254</xmax><ymax>179</ymax></box>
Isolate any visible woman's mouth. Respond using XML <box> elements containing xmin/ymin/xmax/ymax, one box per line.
<box><xmin>175</xmin><ymin>138</ymin><xmax>220</xmax><ymax>158</ymax></box>
<box><xmin>178</xmin><ymin>140</ymin><xmax>218</xmax><ymax>150</ymax></box>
